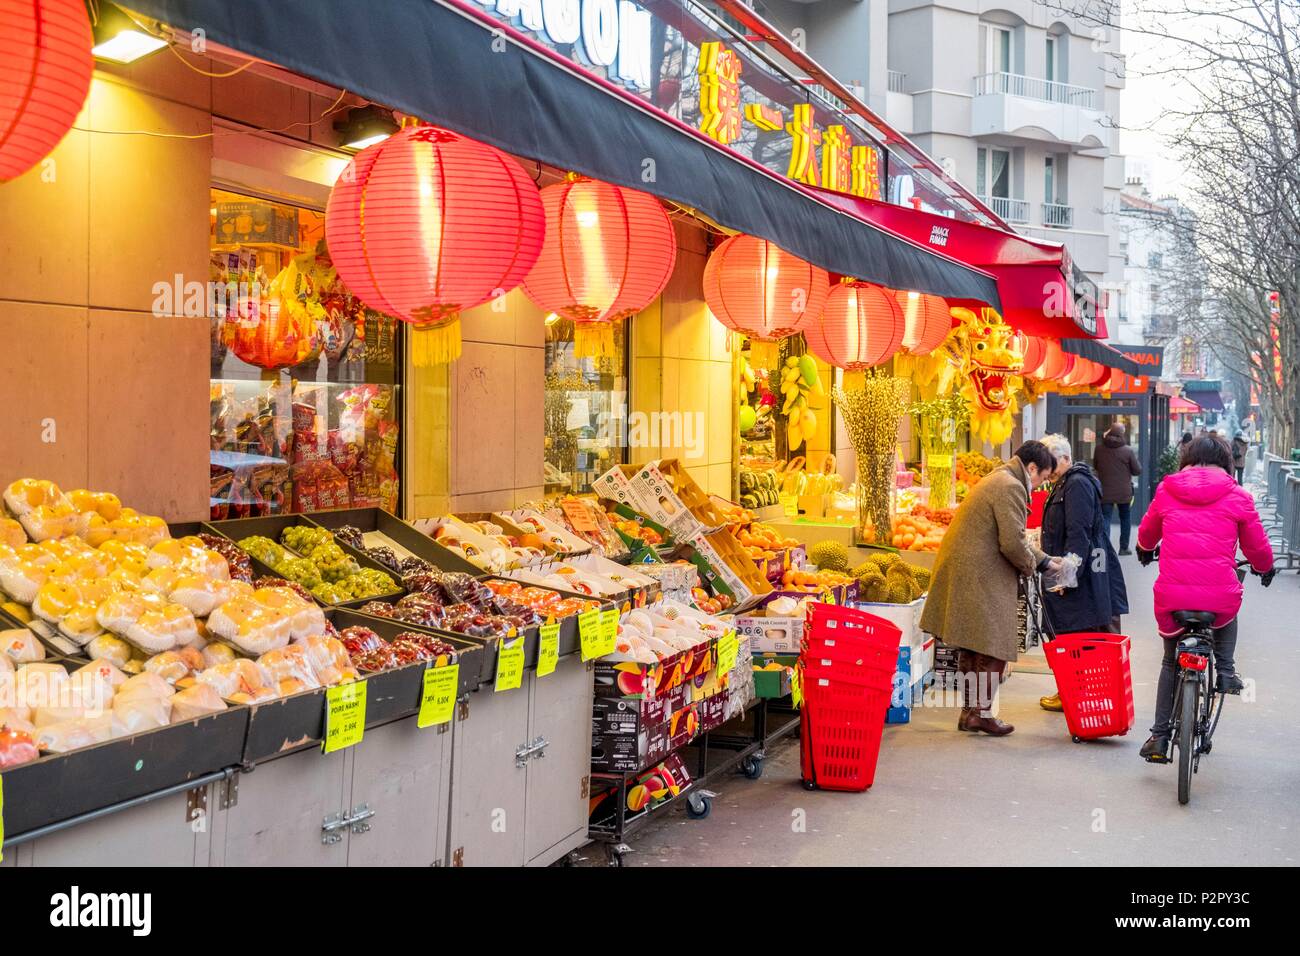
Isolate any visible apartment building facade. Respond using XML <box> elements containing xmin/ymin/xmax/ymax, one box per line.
<box><xmin>755</xmin><ymin>0</ymin><xmax>1126</xmax><ymax>313</ymax></box>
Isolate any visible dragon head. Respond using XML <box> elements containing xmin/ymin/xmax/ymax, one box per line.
<box><xmin>948</xmin><ymin>306</ymin><xmax>1025</xmax><ymax>446</ymax></box>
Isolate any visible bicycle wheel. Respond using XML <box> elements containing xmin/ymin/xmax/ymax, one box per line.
<box><xmin>1177</xmin><ymin>675</ymin><xmax>1199</xmax><ymax>805</ymax></box>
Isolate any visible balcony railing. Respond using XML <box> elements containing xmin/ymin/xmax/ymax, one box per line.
<box><xmin>888</xmin><ymin>70</ymin><xmax>907</xmax><ymax>93</ymax></box>
<box><xmin>1043</xmin><ymin>202</ymin><xmax>1073</xmax><ymax>228</ymax></box>
<box><xmin>973</xmin><ymin>72</ymin><xmax>1098</xmax><ymax>109</ymax></box>
<box><xmin>978</xmin><ymin>195</ymin><xmax>1030</xmax><ymax>224</ymax></box>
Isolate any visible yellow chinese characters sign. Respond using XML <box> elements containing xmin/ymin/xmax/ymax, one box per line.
<box><xmin>698</xmin><ymin>42</ymin><xmax>882</xmax><ymax>201</ymax></box>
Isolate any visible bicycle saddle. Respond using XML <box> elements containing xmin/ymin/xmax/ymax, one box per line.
<box><xmin>1172</xmin><ymin>610</ymin><xmax>1217</xmax><ymax>627</ymax></box>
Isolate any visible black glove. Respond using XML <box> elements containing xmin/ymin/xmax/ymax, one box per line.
<box><xmin>1260</xmin><ymin>568</ymin><xmax>1277</xmax><ymax>588</ymax></box>
<box><xmin>1136</xmin><ymin>546</ymin><xmax>1156</xmax><ymax>567</ymax></box>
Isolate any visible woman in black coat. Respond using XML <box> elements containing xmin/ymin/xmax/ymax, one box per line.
<box><xmin>1037</xmin><ymin>435</ymin><xmax>1129</xmax><ymax>711</ymax></box>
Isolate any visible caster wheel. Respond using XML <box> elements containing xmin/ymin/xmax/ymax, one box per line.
<box><xmin>685</xmin><ymin>793</ymin><xmax>712</xmax><ymax>819</ymax></box>
<box><xmin>604</xmin><ymin>847</ymin><xmax>625</xmax><ymax>868</ymax></box>
<box><xmin>801</xmin><ymin>779</ymin><xmax>818</xmax><ymax>791</ymax></box>
<box><xmin>1071</xmin><ymin>735</ymin><xmax>1084</xmax><ymax>744</ymax></box>
<box><xmin>741</xmin><ymin>756</ymin><xmax>764</xmax><ymax>780</ymax></box>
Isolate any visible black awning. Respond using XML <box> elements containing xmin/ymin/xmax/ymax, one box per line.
<box><xmin>1060</xmin><ymin>338</ymin><xmax>1143</xmax><ymax>375</ymax></box>
<box><xmin>130</xmin><ymin>0</ymin><xmax>1001</xmax><ymax>306</ymax></box>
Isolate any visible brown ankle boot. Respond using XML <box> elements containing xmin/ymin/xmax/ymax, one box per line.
<box><xmin>967</xmin><ymin>714</ymin><xmax>1015</xmax><ymax>736</ymax></box>
<box><xmin>957</xmin><ymin>708</ymin><xmax>978</xmax><ymax>731</ymax></box>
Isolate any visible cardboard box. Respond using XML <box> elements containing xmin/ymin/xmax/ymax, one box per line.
<box><xmin>590</xmin><ymin>700</ymin><xmax>700</xmax><ymax>773</ymax></box>
<box><xmin>736</xmin><ymin>608</ymin><xmax>805</xmax><ymax>654</ymax></box>
<box><xmin>627</xmin><ymin>461</ymin><xmax>702</xmax><ymax>539</ymax></box>
<box><xmin>752</xmin><ymin>665</ymin><xmax>794</xmax><ymax>699</ymax></box>
<box><xmin>592</xmin><ymin>684</ymin><xmax>690</xmax><ymax>735</ymax></box>
<box><xmin>588</xmin><ymin>752</ymin><xmax>692</xmax><ymax>831</ymax></box>
<box><xmin>699</xmin><ymin>692</ymin><xmax>729</xmax><ymax>731</ymax></box>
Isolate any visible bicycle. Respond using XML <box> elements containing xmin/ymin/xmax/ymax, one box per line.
<box><xmin>1156</xmin><ymin>559</ymin><xmax>1270</xmax><ymax>805</ymax></box>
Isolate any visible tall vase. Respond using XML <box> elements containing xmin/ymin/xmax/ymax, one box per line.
<box><xmin>856</xmin><ymin>450</ymin><xmax>898</xmax><ymax>546</ymax></box>
<box><xmin>923</xmin><ymin>439</ymin><xmax>957</xmax><ymax>509</ymax></box>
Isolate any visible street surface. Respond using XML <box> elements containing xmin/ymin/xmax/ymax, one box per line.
<box><xmin>578</xmin><ymin>504</ymin><xmax>1300</xmax><ymax>866</ymax></box>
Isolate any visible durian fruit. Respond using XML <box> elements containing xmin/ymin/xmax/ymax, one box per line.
<box><xmin>912</xmin><ymin>565</ymin><xmax>932</xmax><ymax>594</ymax></box>
<box><xmin>867</xmin><ymin>552</ymin><xmax>900</xmax><ymax>575</ymax></box>
<box><xmin>860</xmin><ymin>574</ymin><xmax>889</xmax><ymax>603</ymax></box>
<box><xmin>808</xmin><ymin>540</ymin><xmax>850</xmax><ymax>574</ymax></box>
<box><xmin>885</xmin><ymin>564</ymin><xmax>919</xmax><ymax>604</ymax></box>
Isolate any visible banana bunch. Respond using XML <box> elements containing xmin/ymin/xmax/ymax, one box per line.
<box><xmin>779</xmin><ymin>355</ymin><xmax>824</xmax><ymax>450</ymax></box>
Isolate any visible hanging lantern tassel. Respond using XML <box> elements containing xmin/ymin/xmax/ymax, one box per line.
<box><xmin>749</xmin><ymin>338</ymin><xmax>780</xmax><ymax>369</ymax></box>
<box><xmin>410</xmin><ymin>313</ymin><xmax>463</xmax><ymax>366</ymax></box>
<box><xmin>573</xmin><ymin>320</ymin><xmax>617</xmax><ymax>361</ymax></box>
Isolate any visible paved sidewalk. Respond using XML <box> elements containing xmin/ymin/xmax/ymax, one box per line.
<box><xmin>579</xmin><ymin>553</ymin><xmax>1300</xmax><ymax>866</ymax></box>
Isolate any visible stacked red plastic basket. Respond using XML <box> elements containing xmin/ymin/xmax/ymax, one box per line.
<box><xmin>799</xmin><ymin>603</ymin><xmax>902</xmax><ymax>791</ymax></box>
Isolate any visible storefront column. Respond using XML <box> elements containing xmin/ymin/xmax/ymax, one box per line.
<box><xmin>629</xmin><ymin>221</ymin><xmax>735</xmax><ymax>497</ymax></box>
<box><xmin>0</xmin><ymin>69</ymin><xmax>212</xmax><ymax>521</ymax></box>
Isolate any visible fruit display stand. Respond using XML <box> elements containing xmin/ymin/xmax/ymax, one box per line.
<box><xmin>1</xmin><ymin>508</ymin><xmax>603</xmax><ymax>869</ymax></box>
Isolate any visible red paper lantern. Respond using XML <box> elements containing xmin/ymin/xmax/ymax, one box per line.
<box><xmin>521</xmin><ymin>176</ymin><xmax>676</xmax><ymax>360</ymax></box>
<box><xmin>325</xmin><ymin>124</ymin><xmax>545</xmax><ymax>365</ymax></box>
<box><xmin>897</xmin><ymin>291</ymin><xmax>951</xmax><ymax>355</ymax></box>
<box><xmin>1087</xmin><ymin>362</ymin><xmax>1113</xmax><ymax>388</ymax></box>
<box><xmin>1106</xmin><ymin>368</ymin><xmax>1128</xmax><ymax>392</ymax></box>
<box><xmin>0</xmin><ymin>0</ymin><xmax>94</xmax><ymax>182</ymax></box>
<box><xmin>703</xmin><ymin>235</ymin><xmax>828</xmax><ymax>364</ymax></box>
<box><xmin>1039</xmin><ymin>340</ymin><xmax>1072</xmax><ymax>381</ymax></box>
<box><xmin>804</xmin><ymin>279</ymin><xmax>905</xmax><ymax>370</ymax></box>
<box><xmin>1061</xmin><ymin>356</ymin><xmax>1094</xmax><ymax>387</ymax></box>
<box><xmin>1013</xmin><ymin>333</ymin><xmax>1048</xmax><ymax>378</ymax></box>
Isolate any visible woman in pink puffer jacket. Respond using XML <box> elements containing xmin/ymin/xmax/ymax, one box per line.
<box><xmin>1134</xmin><ymin>434</ymin><xmax>1274</xmax><ymax>762</ymax></box>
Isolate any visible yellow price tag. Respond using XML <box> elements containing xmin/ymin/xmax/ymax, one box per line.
<box><xmin>598</xmin><ymin>607</ymin><xmax>619</xmax><ymax>657</ymax></box>
<box><xmin>418</xmin><ymin>664</ymin><xmax>459</xmax><ymax>728</ymax></box>
<box><xmin>578</xmin><ymin>609</ymin><xmax>602</xmax><ymax>661</ymax></box>
<box><xmin>537</xmin><ymin>622</ymin><xmax>560</xmax><ymax>678</ymax></box>
<box><xmin>716</xmin><ymin>630</ymin><xmax>739</xmax><ymax>675</ymax></box>
<box><xmin>323</xmin><ymin>681</ymin><xmax>366</xmax><ymax>754</ymax></box>
<box><xmin>824</xmin><ymin>588</ymin><xmax>837</xmax><ymax>605</ymax></box>
<box><xmin>791</xmin><ymin>666</ymin><xmax>803</xmax><ymax>708</ymax></box>
<box><xmin>780</xmin><ymin>494</ymin><xmax>798</xmax><ymax>517</ymax></box>
<box><xmin>495</xmin><ymin>636</ymin><xmax>525</xmax><ymax>692</ymax></box>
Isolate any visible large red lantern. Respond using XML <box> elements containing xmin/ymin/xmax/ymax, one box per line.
<box><xmin>1013</xmin><ymin>332</ymin><xmax>1048</xmax><ymax>378</ymax></box>
<box><xmin>897</xmin><ymin>291</ymin><xmax>951</xmax><ymax>355</ymax></box>
<box><xmin>805</xmin><ymin>279</ymin><xmax>905</xmax><ymax>370</ymax></box>
<box><xmin>0</xmin><ymin>0</ymin><xmax>94</xmax><ymax>182</ymax></box>
<box><xmin>521</xmin><ymin>176</ymin><xmax>676</xmax><ymax>360</ymax></box>
<box><xmin>325</xmin><ymin>124</ymin><xmax>545</xmax><ymax>365</ymax></box>
<box><xmin>1087</xmin><ymin>362</ymin><xmax>1113</xmax><ymax>388</ymax></box>
<box><xmin>703</xmin><ymin>234</ymin><xmax>828</xmax><ymax>366</ymax></box>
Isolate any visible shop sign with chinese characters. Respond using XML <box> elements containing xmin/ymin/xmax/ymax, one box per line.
<box><xmin>472</xmin><ymin>0</ymin><xmax>883</xmax><ymax>202</ymax></box>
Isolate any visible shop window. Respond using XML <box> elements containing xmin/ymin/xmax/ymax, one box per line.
<box><xmin>208</xmin><ymin>188</ymin><xmax>402</xmax><ymax>518</ymax></box>
<box><xmin>543</xmin><ymin>317</ymin><xmax>628</xmax><ymax>493</ymax></box>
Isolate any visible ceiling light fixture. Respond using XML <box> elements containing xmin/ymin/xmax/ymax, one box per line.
<box><xmin>91</xmin><ymin>2</ymin><xmax>168</xmax><ymax>63</ymax></box>
<box><xmin>334</xmin><ymin>105</ymin><xmax>399</xmax><ymax>151</ymax></box>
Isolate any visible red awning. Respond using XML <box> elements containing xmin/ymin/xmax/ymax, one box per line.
<box><xmin>1169</xmin><ymin>396</ymin><xmax>1201</xmax><ymax>414</ymax></box>
<box><xmin>808</xmin><ymin>188</ymin><xmax>1103</xmax><ymax>338</ymax></box>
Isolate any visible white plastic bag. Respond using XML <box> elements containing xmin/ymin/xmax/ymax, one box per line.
<box><xmin>1043</xmin><ymin>552</ymin><xmax>1083</xmax><ymax>593</ymax></box>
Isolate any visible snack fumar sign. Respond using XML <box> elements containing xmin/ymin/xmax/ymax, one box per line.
<box><xmin>474</xmin><ymin>0</ymin><xmax>882</xmax><ymax>201</ymax></box>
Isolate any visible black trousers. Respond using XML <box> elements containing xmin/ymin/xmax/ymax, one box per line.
<box><xmin>1235</xmin><ymin>466</ymin><xmax>1244</xmax><ymax>485</ymax></box>
<box><xmin>1101</xmin><ymin>501</ymin><xmax>1132</xmax><ymax>550</ymax></box>
<box><xmin>1150</xmin><ymin>618</ymin><xmax>1239</xmax><ymax>735</ymax></box>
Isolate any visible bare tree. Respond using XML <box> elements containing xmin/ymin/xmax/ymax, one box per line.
<box><xmin>1041</xmin><ymin>0</ymin><xmax>1299</xmax><ymax>454</ymax></box>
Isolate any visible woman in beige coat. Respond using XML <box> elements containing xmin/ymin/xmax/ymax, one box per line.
<box><xmin>920</xmin><ymin>441</ymin><xmax>1060</xmax><ymax>736</ymax></box>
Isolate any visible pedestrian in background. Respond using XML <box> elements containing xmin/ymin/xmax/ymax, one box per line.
<box><xmin>1232</xmin><ymin>432</ymin><xmax>1249</xmax><ymax>484</ymax></box>
<box><xmin>921</xmin><ymin>441</ymin><xmax>1062</xmax><ymax>736</ymax></box>
<box><xmin>1036</xmin><ymin>435</ymin><xmax>1129</xmax><ymax>712</ymax></box>
<box><xmin>1093</xmin><ymin>422</ymin><xmax>1142</xmax><ymax>555</ymax></box>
